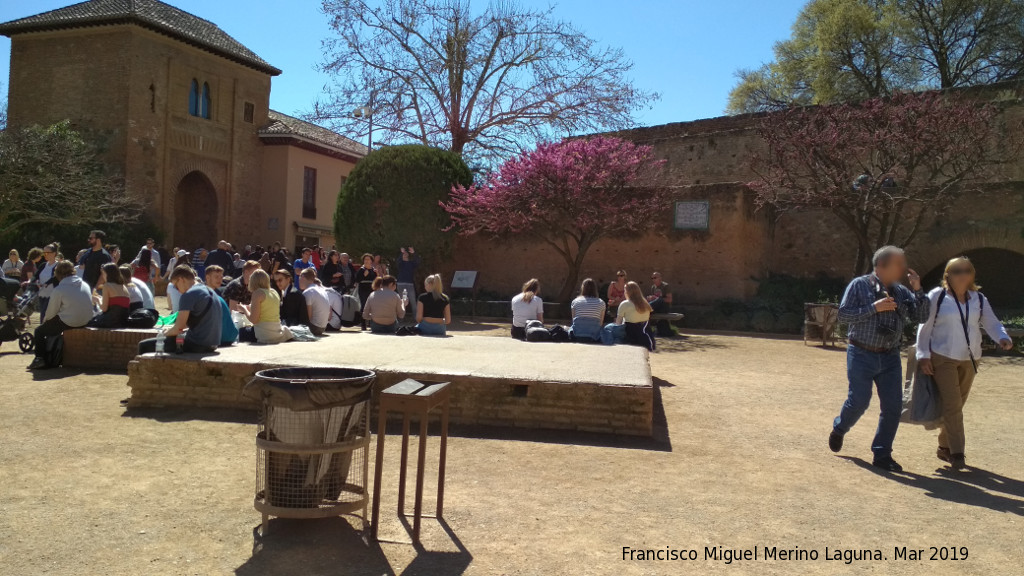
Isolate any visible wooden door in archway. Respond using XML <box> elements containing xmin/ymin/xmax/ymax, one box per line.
<box><xmin>174</xmin><ymin>171</ymin><xmax>219</xmax><ymax>251</ymax></box>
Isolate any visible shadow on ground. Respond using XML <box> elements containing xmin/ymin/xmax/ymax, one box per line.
<box><xmin>122</xmin><ymin>406</ymin><xmax>257</xmax><ymax>424</ymax></box>
<box><xmin>841</xmin><ymin>456</ymin><xmax>1024</xmax><ymax>516</ymax></box>
<box><xmin>654</xmin><ymin>334</ymin><xmax>730</xmax><ymax>353</ymax></box>
<box><xmin>236</xmin><ymin>517</ymin><xmax>471</xmax><ymax>576</ymax></box>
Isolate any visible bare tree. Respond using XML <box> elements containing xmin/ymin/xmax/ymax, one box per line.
<box><xmin>0</xmin><ymin>121</ymin><xmax>145</xmax><ymax>234</ymax></box>
<box><xmin>313</xmin><ymin>0</ymin><xmax>657</xmax><ymax>162</ymax></box>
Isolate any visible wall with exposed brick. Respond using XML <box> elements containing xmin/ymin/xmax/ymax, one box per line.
<box><xmin>126</xmin><ymin>353</ymin><xmax>653</xmax><ymax>436</ymax></box>
<box><xmin>63</xmin><ymin>328</ymin><xmax>159</xmax><ymax>372</ymax></box>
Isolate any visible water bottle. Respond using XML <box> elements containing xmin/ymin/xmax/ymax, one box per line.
<box><xmin>402</xmin><ymin>288</ymin><xmax>409</xmax><ymax>307</ymax></box>
<box><xmin>155</xmin><ymin>328</ymin><xmax>165</xmax><ymax>355</ymax></box>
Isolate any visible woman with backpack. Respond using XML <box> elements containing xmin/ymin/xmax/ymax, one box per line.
<box><xmin>915</xmin><ymin>256</ymin><xmax>1014</xmax><ymax>470</ymax></box>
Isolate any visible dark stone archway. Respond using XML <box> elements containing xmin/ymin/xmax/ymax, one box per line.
<box><xmin>174</xmin><ymin>171</ymin><xmax>218</xmax><ymax>251</ymax></box>
<box><xmin>921</xmin><ymin>248</ymin><xmax>1024</xmax><ymax>309</ymax></box>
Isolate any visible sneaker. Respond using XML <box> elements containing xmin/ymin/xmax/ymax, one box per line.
<box><xmin>936</xmin><ymin>447</ymin><xmax>951</xmax><ymax>463</ymax></box>
<box><xmin>27</xmin><ymin>357</ymin><xmax>47</xmax><ymax>370</ymax></box>
<box><xmin>872</xmin><ymin>457</ymin><xmax>904</xmax><ymax>472</ymax></box>
<box><xmin>950</xmin><ymin>453</ymin><xmax>967</xmax><ymax>470</ymax></box>
<box><xmin>828</xmin><ymin>430</ymin><xmax>844</xmax><ymax>453</ymax></box>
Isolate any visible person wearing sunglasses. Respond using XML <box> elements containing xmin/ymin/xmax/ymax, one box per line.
<box><xmin>607</xmin><ymin>270</ymin><xmax>628</xmax><ymax>311</ymax></box>
<box><xmin>915</xmin><ymin>257</ymin><xmax>1013</xmax><ymax>471</ymax></box>
<box><xmin>829</xmin><ymin>245</ymin><xmax>930</xmax><ymax>472</ymax></box>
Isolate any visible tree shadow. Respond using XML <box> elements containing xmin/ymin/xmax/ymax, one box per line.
<box><xmin>236</xmin><ymin>516</ymin><xmax>471</xmax><ymax>576</ymax></box>
<box><xmin>839</xmin><ymin>456</ymin><xmax>1024</xmax><ymax>516</ymax></box>
<box><xmin>121</xmin><ymin>406</ymin><xmax>256</xmax><ymax>424</ymax></box>
<box><xmin>654</xmin><ymin>333</ymin><xmax>730</xmax><ymax>353</ymax></box>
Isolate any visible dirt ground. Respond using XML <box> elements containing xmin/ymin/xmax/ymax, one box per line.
<box><xmin>0</xmin><ymin>322</ymin><xmax>1021</xmax><ymax>576</ymax></box>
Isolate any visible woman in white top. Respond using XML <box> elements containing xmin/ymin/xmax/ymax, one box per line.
<box><xmin>916</xmin><ymin>256</ymin><xmax>1013</xmax><ymax>470</ymax></box>
<box><xmin>2</xmin><ymin>249</ymin><xmax>22</xmax><ymax>279</ymax></box>
<box><xmin>510</xmin><ymin>278</ymin><xmax>543</xmax><ymax>340</ymax></box>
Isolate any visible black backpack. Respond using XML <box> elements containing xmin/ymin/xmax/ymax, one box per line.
<box><xmin>43</xmin><ymin>334</ymin><xmax>64</xmax><ymax>368</ymax></box>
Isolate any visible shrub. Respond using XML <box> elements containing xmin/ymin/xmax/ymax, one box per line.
<box><xmin>334</xmin><ymin>145</ymin><xmax>472</xmax><ymax>270</ymax></box>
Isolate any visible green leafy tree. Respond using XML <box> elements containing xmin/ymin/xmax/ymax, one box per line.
<box><xmin>334</xmin><ymin>144</ymin><xmax>472</xmax><ymax>269</ymax></box>
<box><xmin>727</xmin><ymin>0</ymin><xmax>1024</xmax><ymax>114</ymax></box>
<box><xmin>0</xmin><ymin>121</ymin><xmax>145</xmax><ymax>236</ymax></box>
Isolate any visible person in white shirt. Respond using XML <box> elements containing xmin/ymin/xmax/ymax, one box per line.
<box><xmin>916</xmin><ymin>256</ymin><xmax>1013</xmax><ymax>470</ymax></box>
<box><xmin>28</xmin><ymin>261</ymin><xmax>94</xmax><ymax>370</ymax></box>
<box><xmin>510</xmin><ymin>278</ymin><xmax>544</xmax><ymax>340</ymax></box>
<box><xmin>299</xmin><ymin>268</ymin><xmax>331</xmax><ymax>336</ymax></box>
<box><xmin>35</xmin><ymin>243</ymin><xmax>59</xmax><ymax>320</ymax></box>
<box><xmin>136</xmin><ymin>238</ymin><xmax>161</xmax><ymax>273</ymax></box>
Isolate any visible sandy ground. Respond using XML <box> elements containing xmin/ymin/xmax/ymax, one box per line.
<box><xmin>0</xmin><ymin>321</ymin><xmax>1021</xmax><ymax>576</ymax></box>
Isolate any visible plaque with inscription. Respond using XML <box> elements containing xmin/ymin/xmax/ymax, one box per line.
<box><xmin>673</xmin><ymin>201</ymin><xmax>710</xmax><ymax>230</ymax></box>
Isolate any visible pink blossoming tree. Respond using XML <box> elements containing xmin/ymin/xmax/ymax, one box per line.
<box><xmin>442</xmin><ymin>136</ymin><xmax>670</xmax><ymax>303</ymax></box>
<box><xmin>751</xmin><ymin>91</ymin><xmax>1015</xmax><ymax>275</ymax></box>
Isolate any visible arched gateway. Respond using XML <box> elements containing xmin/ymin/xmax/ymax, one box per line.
<box><xmin>174</xmin><ymin>171</ymin><xmax>219</xmax><ymax>251</ymax></box>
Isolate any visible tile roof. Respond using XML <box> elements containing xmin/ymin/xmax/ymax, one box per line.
<box><xmin>0</xmin><ymin>0</ymin><xmax>281</xmax><ymax>75</ymax></box>
<box><xmin>260</xmin><ymin>110</ymin><xmax>368</xmax><ymax>159</ymax></box>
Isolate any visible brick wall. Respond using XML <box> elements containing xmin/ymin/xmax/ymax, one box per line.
<box><xmin>126</xmin><ymin>354</ymin><xmax>653</xmax><ymax>436</ymax></box>
<box><xmin>63</xmin><ymin>328</ymin><xmax>159</xmax><ymax>372</ymax></box>
<box><xmin>446</xmin><ymin>86</ymin><xmax>1024</xmax><ymax>305</ymax></box>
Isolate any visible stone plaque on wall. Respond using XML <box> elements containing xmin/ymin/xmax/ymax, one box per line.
<box><xmin>674</xmin><ymin>201</ymin><xmax>710</xmax><ymax>230</ymax></box>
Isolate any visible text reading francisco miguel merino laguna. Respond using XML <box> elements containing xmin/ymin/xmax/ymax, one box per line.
<box><xmin>622</xmin><ymin>545</ymin><xmax>969</xmax><ymax>565</ymax></box>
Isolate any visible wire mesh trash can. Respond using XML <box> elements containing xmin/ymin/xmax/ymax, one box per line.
<box><xmin>243</xmin><ymin>367</ymin><xmax>375</xmax><ymax>535</ymax></box>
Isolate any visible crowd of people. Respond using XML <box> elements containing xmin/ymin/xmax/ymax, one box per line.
<box><xmin>3</xmin><ymin>233</ymin><xmax>453</xmax><ymax>369</ymax></box>
<box><xmin>510</xmin><ymin>270</ymin><xmax>674</xmax><ymax>351</ymax></box>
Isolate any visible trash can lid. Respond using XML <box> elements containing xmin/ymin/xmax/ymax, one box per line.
<box><xmin>243</xmin><ymin>367</ymin><xmax>375</xmax><ymax>410</ymax></box>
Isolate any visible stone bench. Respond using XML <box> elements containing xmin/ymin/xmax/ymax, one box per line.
<box><xmin>63</xmin><ymin>327</ymin><xmax>160</xmax><ymax>372</ymax></box>
<box><xmin>650</xmin><ymin>313</ymin><xmax>684</xmax><ymax>323</ymax></box>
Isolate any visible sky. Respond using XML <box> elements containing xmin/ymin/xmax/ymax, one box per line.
<box><xmin>0</xmin><ymin>0</ymin><xmax>807</xmax><ymax>127</ymax></box>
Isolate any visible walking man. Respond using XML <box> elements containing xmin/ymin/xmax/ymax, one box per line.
<box><xmin>829</xmin><ymin>246</ymin><xmax>930</xmax><ymax>472</ymax></box>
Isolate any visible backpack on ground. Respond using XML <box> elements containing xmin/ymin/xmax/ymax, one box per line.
<box><xmin>43</xmin><ymin>334</ymin><xmax>64</xmax><ymax>368</ymax></box>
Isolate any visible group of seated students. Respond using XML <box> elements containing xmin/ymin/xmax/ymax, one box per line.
<box><xmin>510</xmin><ymin>277</ymin><xmax>656</xmax><ymax>351</ymax></box>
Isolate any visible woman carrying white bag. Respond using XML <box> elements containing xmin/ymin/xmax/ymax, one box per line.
<box><xmin>915</xmin><ymin>257</ymin><xmax>1014</xmax><ymax>471</ymax></box>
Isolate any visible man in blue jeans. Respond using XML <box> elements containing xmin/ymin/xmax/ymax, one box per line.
<box><xmin>829</xmin><ymin>246</ymin><xmax>929</xmax><ymax>472</ymax></box>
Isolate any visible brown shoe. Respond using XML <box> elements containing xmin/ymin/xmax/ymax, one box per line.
<box><xmin>936</xmin><ymin>447</ymin><xmax>951</xmax><ymax>463</ymax></box>
<box><xmin>950</xmin><ymin>453</ymin><xmax>967</xmax><ymax>470</ymax></box>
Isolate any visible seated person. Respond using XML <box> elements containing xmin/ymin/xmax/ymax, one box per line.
<box><xmin>611</xmin><ymin>281</ymin><xmax>655</xmax><ymax>351</ymax></box>
<box><xmin>89</xmin><ymin>262</ymin><xmax>131</xmax><ymax>327</ymax></box>
<box><xmin>510</xmin><ymin>278</ymin><xmax>543</xmax><ymax>340</ymax></box>
<box><xmin>120</xmin><ymin>264</ymin><xmax>155</xmax><ymax>311</ymax></box>
<box><xmin>28</xmin><ymin>261</ymin><xmax>94</xmax><ymax>370</ymax></box>
<box><xmin>569</xmin><ymin>278</ymin><xmax>606</xmax><ymax>342</ymax></box>
<box><xmin>299</xmin><ymin>268</ymin><xmax>331</xmax><ymax>336</ymax></box>
<box><xmin>238</xmin><ymin>269</ymin><xmax>293</xmax><ymax>344</ymax></box>
<box><xmin>363</xmin><ymin>275</ymin><xmax>406</xmax><ymax>333</ymax></box>
<box><xmin>273</xmin><ymin>269</ymin><xmax>309</xmax><ymax>327</ymax></box>
<box><xmin>205</xmin><ymin>265</ymin><xmax>238</xmax><ymax>347</ymax></box>
<box><xmin>648</xmin><ymin>271</ymin><xmax>674</xmax><ymax>336</ymax></box>
<box><xmin>223</xmin><ymin>260</ymin><xmax>260</xmax><ymax>311</ymax></box>
<box><xmin>416</xmin><ymin>274</ymin><xmax>451</xmax><ymax>336</ymax></box>
<box><xmin>138</xmin><ymin>265</ymin><xmax>222</xmax><ymax>354</ymax></box>
<box><xmin>204</xmin><ymin>264</ymin><xmax>225</xmax><ymax>294</ymax></box>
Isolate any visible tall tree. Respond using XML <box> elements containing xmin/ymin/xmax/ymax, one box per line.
<box><xmin>313</xmin><ymin>0</ymin><xmax>656</xmax><ymax>162</ymax></box>
<box><xmin>0</xmin><ymin>121</ymin><xmax>145</xmax><ymax>235</ymax></box>
<box><xmin>750</xmin><ymin>92</ymin><xmax>1014</xmax><ymax>275</ymax></box>
<box><xmin>727</xmin><ymin>0</ymin><xmax>1024</xmax><ymax>114</ymax></box>
<box><xmin>442</xmin><ymin>136</ymin><xmax>670</xmax><ymax>303</ymax></box>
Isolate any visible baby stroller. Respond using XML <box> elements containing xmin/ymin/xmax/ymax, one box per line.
<box><xmin>0</xmin><ymin>282</ymin><xmax>38</xmax><ymax>353</ymax></box>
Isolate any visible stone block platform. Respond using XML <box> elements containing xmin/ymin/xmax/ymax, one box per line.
<box><xmin>126</xmin><ymin>333</ymin><xmax>653</xmax><ymax>436</ymax></box>
<box><xmin>64</xmin><ymin>328</ymin><xmax>159</xmax><ymax>371</ymax></box>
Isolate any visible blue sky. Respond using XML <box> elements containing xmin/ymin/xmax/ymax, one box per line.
<box><xmin>0</xmin><ymin>0</ymin><xmax>807</xmax><ymax>127</ymax></box>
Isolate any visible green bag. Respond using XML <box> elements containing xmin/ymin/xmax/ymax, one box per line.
<box><xmin>156</xmin><ymin>312</ymin><xmax>177</xmax><ymax>327</ymax></box>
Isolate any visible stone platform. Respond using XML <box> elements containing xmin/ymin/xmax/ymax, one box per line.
<box><xmin>126</xmin><ymin>333</ymin><xmax>653</xmax><ymax>436</ymax></box>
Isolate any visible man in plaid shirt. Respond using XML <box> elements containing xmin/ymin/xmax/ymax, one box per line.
<box><xmin>829</xmin><ymin>245</ymin><xmax>930</xmax><ymax>472</ymax></box>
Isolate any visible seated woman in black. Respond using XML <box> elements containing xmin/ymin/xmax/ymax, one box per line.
<box><xmin>416</xmin><ymin>274</ymin><xmax>451</xmax><ymax>336</ymax></box>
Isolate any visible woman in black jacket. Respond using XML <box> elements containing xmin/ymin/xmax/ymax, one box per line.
<box><xmin>320</xmin><ymin>250</ymin><xmax>347</xmax><ymax>292</ymax></box>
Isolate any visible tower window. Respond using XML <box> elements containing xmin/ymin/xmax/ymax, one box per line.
<box><xmin>244</xmin><ymin>102</ymin><xmax>254</xmax><ymax>123</ymax></box>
